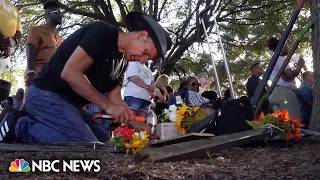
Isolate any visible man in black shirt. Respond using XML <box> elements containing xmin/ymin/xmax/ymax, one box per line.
<box><xmin>0</xmin><ymin>12</ymin><xmax>172</xmax><ymax>144</ymax></box>
<box><xmin>246</xmin><ymin>62</ymin><xmax>269</xmax><ymax>114</ymax></box>
<box><xmin>246</xmin><ymin>63</ymin><xmax>265</xmax><ymax>99</ymax></box>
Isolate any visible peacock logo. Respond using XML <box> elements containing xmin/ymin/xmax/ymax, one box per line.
<box><xmin>9</xmin><ymin>159</ymin><xmax>31</xmax><ymax>172</ymax></box>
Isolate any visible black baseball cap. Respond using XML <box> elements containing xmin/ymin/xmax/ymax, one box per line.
<box><xmin>43</xmin><ymin>0</ymin><xmax>60</xmax><ymax>9</ymax></box>
<box><xmin>125</xmin><ymin>11</ymin><xmax>172</xmax><ymax>63</ymax></box>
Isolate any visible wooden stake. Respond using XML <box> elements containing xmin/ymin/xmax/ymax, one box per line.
<box><xmin>134</xmin><ymin>128</ymin><xmax>272</xmax><ymax>163</ymax></box>
<box><xmin>301</xmin><ymin>129</ymin><xmax>320</xmax><ymax>137</ymax></box>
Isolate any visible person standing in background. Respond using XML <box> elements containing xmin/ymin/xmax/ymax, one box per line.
<box><xmin>246</xmin><ymin>62</ymin><xmax>266</xmax><ymax>100</ymax></box>
<box><xmin>123</xmin><ymin>61</ymin><xmax>155</xmax><ymax>117</ymax></box>
<box><xmin>299</xmin><ymin>71</ymin><xmax>314</xmax><ymax>127</ymax></box>
<box><xmin>1</xmin><ymin>88</ymin><xmax>24</xmax><ymax>110</ymax></box>
<box><xmin>267</xmin><ymin>37</ymin><xmax>305</xmax><ymax>121</ymax></box>
<box><xmin>153</xmin><ymin>74</ymin><xmax>171</xmax><ymax>115</ymax></box>
<box><xmin>25</xmin><ymin>0</ymin><xmax>63</xmax><ymax>87</ymax></box>
<box><xmin>197</xmin><ymin>72</ymin><xmax>210</xmax><ymax>94</ymax></box>
<box><xmin>246</xmin><ymin>62</ymin><xmax>269</xmax><ymax>114</ymax></box>
<box><xmin>0</xmin><ymin>0</ymin><xmax>22</xmax><ymax>59</ymax></box>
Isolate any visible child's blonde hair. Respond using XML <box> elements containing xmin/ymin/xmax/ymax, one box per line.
<box><xmin>155</xmin><ymin>74</ymin><xmax>171</xmax><ymax>89</ymax></box>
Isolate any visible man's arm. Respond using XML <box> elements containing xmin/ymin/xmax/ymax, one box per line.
<box><xmin>246</xmin><ymin>77</ymin><xmax>259</xmax><ymax>98</ymax></box>
<box><xmin>13</xmin><ymin>31</ymin><xmax>22</xmax><ymax>44</ymax></box>
<box><xmin>26</xmin><ymin>28</ymin><xmax>40</xmax><ymax>72</ymax></box>
<box><xmin>26</xmin><ymin>44</ymin><xmax>37</xmax><ymax>71</ymax></box>
<box><xmin>107</xmin><ymin>85</ymin><xmax>127</xmax><ymax>106</ymax></box>
<box><xmin>15</xmin><ymin>12</ymin><xmax>22</xmax><ymax>44</ymax></box>
<box><xmin>282</xmin><ymin>56</ymin><xmax>305</xmax><ymax>81</ymax></box>
<box><xmin>61</xmin><ymin>46</ymin><xmax>134</xmax><ymax>123</ymax></box>
<box><xmin>129</xmin><ymin>76</ymin><xmax>149</xmax><ymax>89</ymax></box>
<box><xmin>61</xmin><ymin>46</ymin><xmax>109</xmax><ymax>110</ymax></box>
<box><xmin>282</xmin><ymin>67</ymin><xmax>302</xmax><ymax>81</ymax></box>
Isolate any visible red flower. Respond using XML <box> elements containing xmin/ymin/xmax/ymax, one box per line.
<box><xmin>114</xmin><ymin>126</ymin><xmax>135</xmax><ymax>140</ymax></box>
<box><xmin>288</xmin><ymin>127</ymin><xmax>302</xmax><ymax>140</ymax></box>
<box><xmin>291</xmin><ymin>117</ymin><xmax>305</xmax><ymax>128</ymax></box>
<box><xmin>272</xmin><ymin>110</ymin><xmax>282</xmax><ymax>117</ymax></box>
<box><xmin>280</xmin><ymin>110</ymin><xmax>290</xmax><ymax>121</ymax></box>
<box><xmin>256</xmin><ymin>112</ymin><xmax>265</xmax><ymax>121</ymax></box>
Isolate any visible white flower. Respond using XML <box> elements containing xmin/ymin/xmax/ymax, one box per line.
<box><xmin>163</xmin><ymin>109</ymin><xmax>169</xmax><ymax>115</ymax></box>
<box><xmin>169</xmin><ymin>105</ymin><xmax>177</xmax><ymax>112</ymax></box>
<box><xmin>169</xmin><ymin>112</ymin><xmax>177</xmax><ymax>122</ymax></box>
<box><xmin>134</xmin><ymin>132</ymin><xmax>146</xmax><ymax>140</ymax></box>
<box><xmin>134</xmin><ymin>132</ymin><xmax>139</xmax><ymax>137</ymax></box>
<box><xmin>139</xmin><ymin>131</ymin><xmax>145</xmax><ymax>140</ymax></box>
<box><xmin>164</xmin><ymin>113</ymin><xmax>169</xmax><ymax>120</ymax></box>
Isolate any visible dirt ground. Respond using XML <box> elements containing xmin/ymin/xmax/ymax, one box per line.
<box><xmin>0</xmin><ymin>137</ymin><xmax>319</xmax><ymax>180</ymax></box>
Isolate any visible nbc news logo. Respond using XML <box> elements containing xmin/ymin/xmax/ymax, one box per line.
<box><xmin>9</xmin><ymin>159</ymin><xmax>101</xmax><ymax>173</ymax></box>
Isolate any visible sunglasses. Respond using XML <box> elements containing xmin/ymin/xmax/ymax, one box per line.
<box><xmin>191</xmin><ymin>82</ymin><xmax>201</xmax><ymax>87</ymax></box>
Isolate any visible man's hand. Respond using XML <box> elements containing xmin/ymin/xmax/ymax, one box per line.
<box><xmin>103</xmin><ymin>100</ymin><xmax>134</xmax><ymax>124</ymax></box>
<box><xmin>149</xmin><ymin>92</ymin><xmax>154</xmax><ymax>100</ymax></box>
<box><xmin>128</xmin><ymin>121</ymin><xmax>159</xmax><ymax>140</ymax></box>
<box><xmin>148</xmin><ymin>81</ymin><xmax>156</xmax><ymax>91</ymax></box>
<box><xmin>26</xmin><ymin>73</ymin><xmax>36</xmax><ymax>87</ymax></box>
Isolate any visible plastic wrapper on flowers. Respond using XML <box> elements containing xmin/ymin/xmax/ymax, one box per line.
<box><xmin>108</xmin><ymin>126</ymin><xmax>149</xmax><ymax>154</ymax></box>
<box><xmin>174</xmin><ymin>103</ymin><xmax>208</xmax><ymax>134</ymax></box>
<box><xmin>158</xmin><ymin>103</ymin><xmax>208</xmax><ymax>135</ymax></box>
<box><xmin>246</xmin><ymin>110</ymin><xmax>304</xmax><ymax>140</ymax></box>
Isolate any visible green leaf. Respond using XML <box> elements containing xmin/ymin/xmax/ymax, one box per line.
<box><xmin>279</xmin><ymin>122</ymin><xmax>292</xmax><ymax>132</ymax></box>
<box><xmin>195</xmin><ymin>110</ymin><xmax>208</xmax><ymax>122</ymax></box>
<box><xmin>246</xmin><ymin>120</ymin><xmax>265</xmax><ymax>129</ymax></box>
<box><xmin>278</xmin><ymin>132</ymin><xmax>288</xmax><ymax>140</ymax></box>
<box><xmin>263</xmin><ymin>114</ymin><xmax>277</xmax><ymax>125</ymax></box>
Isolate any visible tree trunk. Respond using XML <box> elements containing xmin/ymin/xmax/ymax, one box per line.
<box><xmin>309</xmin><ymin>0</ymin><xmax>320</xmax><ymax>131</ymax></box>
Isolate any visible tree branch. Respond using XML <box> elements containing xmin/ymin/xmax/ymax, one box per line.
<box><xmin>220</xmin><ymin>2</ymin><xmax>283</xmax><ymax>20</ymax></box>
<box><xmin>58</xmin><ymin>2</ymin><xmax>106</xmax><ymax>20</ymax></box>
<box><xmin>17</xmin><ymin>2</ymin><xmax>42</xmax><ymax>9</ymax></box>
<box><xmin>103</xmin><ymin>0</ymin><xmax>119</xmax><ymax>26</ymax></box>
<box><xmin>149</xmin><ymin>0</ymin><xmax>154</xmax><ymax>16</ymax></box>
<box><xmin>58</xmin><ymin>23</ymin><xmax>83</xmax><ymax>31</ymax></box>
<box><xmin>153</xmin><ymin>0</ymin><xmax>159</xmax><ymax>19</ymax></box>
<box><xmin>114</xmin><ymin>0</ymin><xmax>127</xmax><ymax>25</ymax></box>
<box><xmin>157</xmin><ymin>0</ymin><xmax>169</xmax><ymax>20</ymax></box>
<box><xmin>134</xmin><ymin>0</ymin><xmax>142</xmax><ymax>12</ymax></box>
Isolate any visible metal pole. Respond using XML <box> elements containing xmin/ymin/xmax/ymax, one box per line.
<box><xmin>213</xmin><ymin>17</ymin><xmax>235</xmax><ymax>99</ymax></box>
<box><xmin>253</xmin><ymin>21</ymin><xmax>313</xmax><ymax>117</ymax></box>
<box><xmin>200</xmin><ymin>18</ymin><xmax>222</xmax><ymax>98</ymax></box>
<box><xmin>250</xmin><ymin>0</ymin><xmax>305</xmax><ymax>106</ymax></box>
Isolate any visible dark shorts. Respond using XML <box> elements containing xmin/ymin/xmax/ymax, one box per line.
<box><xmin>124</xmin><ymin>96</ymin><xmax>151</xmax><ymax>113</ymax></box>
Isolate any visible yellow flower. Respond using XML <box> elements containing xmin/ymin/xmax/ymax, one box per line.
<box><xmin>173</xmin><ymin>103</ymin><xmax>202</xmax><ymax>135</ymax></box>
<box><xmin>125</xmin><ymin>131</ymin><xmax>149</xmax><ymax>154</ymax></box>
<box><xmin>176</xmin><ymin>103</ymin><xmax>193</xmax><ymax>120</ymax></box>
<box><xmin>174</xmin><ymin>115</ymin><xmax>186</xmax><ymax>134</ymax></box>
<box><xmin>193</xmin><ymin>106</ymin><xmax>200</xmax><ymax>113</ymax></box>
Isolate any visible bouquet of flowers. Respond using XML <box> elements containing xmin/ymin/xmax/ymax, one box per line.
<box><xmin>108</xmin><ymin>126</ymin><xmax>149</xmax><ymax>154</ymax></box>
<box><xmin>246</xmin><ymin>110</ymin><xmax>304</xmax><ymax>140</ymax></box>
<box><xmin>158</xmin><ymin>105</ymin><xmax>178</xmax><ymax>123</ymax></box>
<box><xmin>174</xmin><ymin>103</ymin><xmax>208</xmax><ymax>134</ymax></box>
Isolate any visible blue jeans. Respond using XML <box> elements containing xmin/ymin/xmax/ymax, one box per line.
<box><xmin>88</xmin><ymin>103</ymin><xmax>113</xmax><ymax>131</ymax></box>
<box><xmin>15</xmin><ymin>86</ymin><xmax>110</xmax><ymax>144</ymax></box>
<box><xmin>124</xmin><ymin>96</ymin><xmax>150</xmax><ymax>113</ymax></box>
